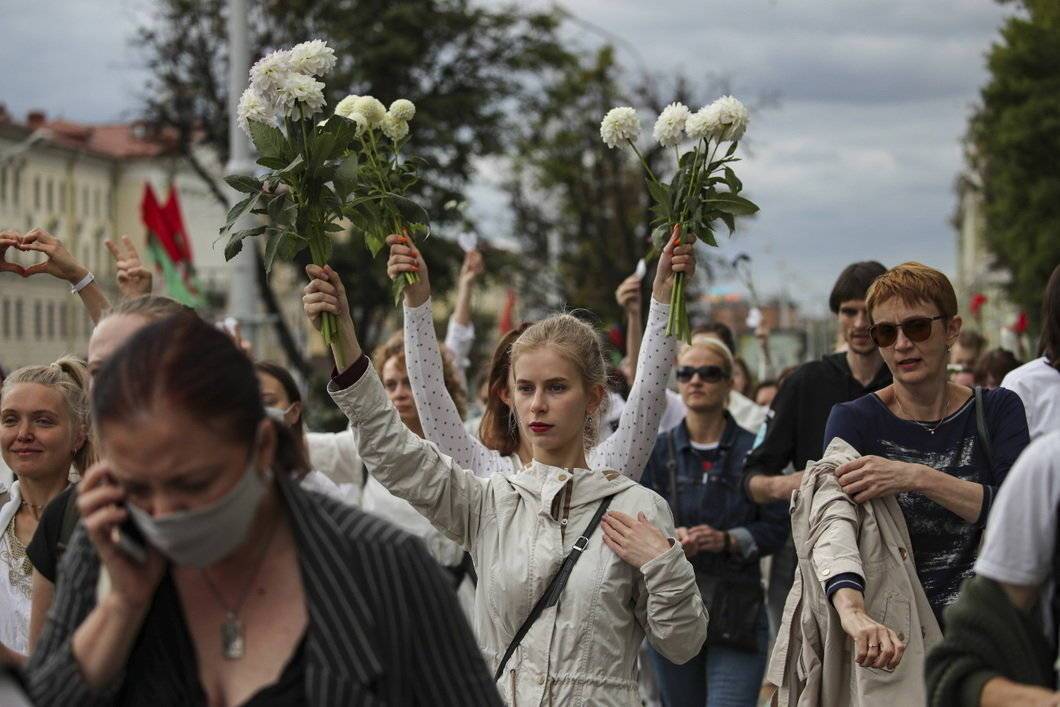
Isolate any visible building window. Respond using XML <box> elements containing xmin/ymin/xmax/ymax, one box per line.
<box><xmin>82</xmin><ymin>186</ymin><xmax>89</xmax><ymax>216</ymax></box>
<box><xmin>34</xmin><ymin>300</ymin><xmax>42</xmax><ymax>340</ymax></box>
<box><xmin>59</xmin><ymin>302</ymin><xmax>68</xmax><ymax>338</ymax></box>
<box><xmin>1</xmin><ymin>299</ymin><xmax>9</xmax><ymax>339</ymax></box>
<box><xmin>15</xmin><ymin>299</ymin><xmax>24</xmax><ymax>338</ymax></box>
<box><xmin>47</xmin><ymin>301</ymin><xmax>55</xmax><ymax>339</ymax></box>
<box><xmin>0</xmin><ymin>167</ymin><xmax>6</xmax><ymax>203</ymax></box>
<box><xmin>94</xmin><ymin>189</ymin><xmax>101</xmax><ymax>218</ymax></box>
<box><xmin>58</xmin><ymin>181</ymin><xmax>66</xmax><ymax>211</ymax></box>
<box><xmin>13</xmin><ymin>170</ymin><xmax>20</xmax><ymax>205</ymax></box>
<box><xmin>34</xmin><ymin>176</ymin><xmax>41</xmax><ymax>210</ymax></box>
<box><xmin>46</xmin><ymin>179</ymin><xmax>54</xmax><ymax>212</ymax></box>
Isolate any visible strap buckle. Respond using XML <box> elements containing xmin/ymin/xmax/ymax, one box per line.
<box><xmin>573</xmin><ymin>535</ymin><xmax>590</xmax><ymax>552</ymax></box>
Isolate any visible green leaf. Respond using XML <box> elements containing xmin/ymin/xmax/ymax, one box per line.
<box><xmin>248</xmin><ymin>121</ymin><xmax>288</xmax><ymax>161</ymax></box>
<box><xmin>224</xmin><ymin>175</ymin><xmax>262</xmax><ymax>194</ymax></box>
<box><xmin>719</xmin><ymin>212</ymin><xmax>736</xmax><ymax>235</ymax></box>
<box><xmin>257</xmin><ymin>156</ymin><xmax>288</xmax><ymax>170</ymax></box>
<box><xmin>364</xmin><ymin>229</ymin><xmax>386</xmax><ymax>257</ymax></box>
<box><xmin>333</xmin><ymin>154</ymin><xmax>359</xmax><ymax>202</ymax></box>
<box><xmin>705</xmin><ymin>193</ymin><xmax>759</xmax><ymax>217</ymax></box>
<box><xmin>276</xmin><ymin>153</ymin><xmax>305</xmax><ymax>179</ymax></box>
<box><xmin>263</xmin><ymin>230</ymin><xmax>308</xmax><ymax>272</ymax></box>
<box><xmin>698</xmin><ymin>227</ymin><xmax>719</xmax><ymax>248</ymax></box>
<box><xmin>223</xmin><ymin>225</ymin><xmax>266</xmax><ymax>261</ymax></box>
<box><xmin>726</xmin><ymin>141</ymin><xmax>738</xmax><ymax>157</ymax></box>
<box><xmin>723</xmin><ymin>167</ymin><xmax>743</xmax><ymax>194</ymax></box>
<box><xmin>647</xmin><ymin>179</ymin><xmax>670</xmax><ymax>209</ymax></box>
<box><xmin>221</xmin><ymin>192</ymin><xmax>262</xmax><ymax>231</ymax></box>
<box><xmin>323</xmin><ymin>221</ymin><xmax>345</xmax><ymax>232</ymax></box>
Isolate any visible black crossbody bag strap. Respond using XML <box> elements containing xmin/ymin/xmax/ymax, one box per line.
<box><xmin>493</xmin><ymin>494</ymin><xmax>615</xmax><ymax>681</ymax></box>
<box><xmin>974</xmin><ymin>386</ymin><xmax>994</xmax><ymax>475</ymax></box>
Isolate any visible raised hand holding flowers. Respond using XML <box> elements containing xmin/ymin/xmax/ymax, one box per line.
<box><xmin>600</xmin><ymin>95</ymin><xmax>759</xmax><ymax>341</ymax></box>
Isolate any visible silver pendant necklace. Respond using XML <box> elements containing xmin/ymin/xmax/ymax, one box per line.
<box><xmin>894</xmin><ymin>390</ymin><xmax>948</xmax><ymax>436</ymax></box>
<box><xmin>199</xmin><ymin>511</ymin><xmax>281</xmax><ymax>660</ymax></box>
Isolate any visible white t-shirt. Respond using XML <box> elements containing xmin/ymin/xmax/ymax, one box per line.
<box><xmin>1001</xmin><ymin>357</ymin><xmax>1060</xmax><ymax>441</ymax></box>
<box><xmin>975</xmin><ymin>431</ymin><xmax>1060</xmax><ymax>639</ymax></box>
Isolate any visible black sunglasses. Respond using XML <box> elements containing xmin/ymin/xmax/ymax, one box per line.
<box><xmin>869</xmin><ymin>315</ymin><xmax>946</xmax><ymax>348</ymax></box>
<box><xmin>676</xmin><ymin>365</ymin><xmax>729</xmax><ymax>383</ymax></box>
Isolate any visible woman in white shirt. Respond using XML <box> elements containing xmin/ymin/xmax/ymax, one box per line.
<box><xmin>384</xmin><ymin>233</ymin><xmax>694</xmax><ymax>482</ymax></box>
<box><xmin>1001</xmin><ymin>264</ymin><xmax>1060</xmax><ymax>440</ymax></box>
<box><xmin>0</xmin><ymin>357</ymin><xmax>93</xmax><ymax>662</ymax></box>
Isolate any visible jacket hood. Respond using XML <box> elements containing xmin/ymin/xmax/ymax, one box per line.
<box><xmin>508</xmin><ymin>459</ymin><xmax>639</xmax><ymax>518</ymax></box>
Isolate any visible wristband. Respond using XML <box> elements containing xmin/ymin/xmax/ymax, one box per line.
<box><xmin>70</xmin><ymin>272</ymin><xmax>95</xmax><ymax>294</ymax></box>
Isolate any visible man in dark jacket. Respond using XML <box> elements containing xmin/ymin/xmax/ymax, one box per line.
<box><xmin>743</xmin><ymin>261</ymin><xmax>892</xmax><ymax>632</ymax></box>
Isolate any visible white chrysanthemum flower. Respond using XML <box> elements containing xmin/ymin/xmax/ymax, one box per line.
<box><xmin>652</xmin><ymin>102</ymin><xmax>691</xmax><ymax>147</ymax></box>
<box><xmin>236</xmin><ymin>87</ymin><xmax>275</xmax><ymax>136</ymax></box>
<box><xmin>381</xmin><ymin>114</ymin><xmax>409</xmax><ymax>141</ymax></box>
<box><xmin>599</xmin><ymin>107</ymin><xmax>640</xmax><ymax>149</ymax></box>
<box><xmin>249</xmin><ymin>50</ymin><xmax>293</xmax><ymax>97</ymax></box>
<box><xmin>275</xmin><ymin>72</ymin><xmax>327</xmax><ymax>119</ymax></box>
<box><xmin>389</xmin><ymin>99</ymin><xmax>416</xmax><ymax>122</ymax></box>
<box><xmin>711</xmin><ymin>95</ymin><xmax>749</xmax><ymax>142</ymax></box>
<box><xmin>334</xmin><ymin>95</ymin><xmax>361</xmax><ymax>118</ymax></box>
<box><xmin>352</xmin><ymin>96</ymin><xmax>386</xmax><ymax>126</ymax></box>
<box><xmin>346</xmin><ymin>111</ymin><xmax>369</xmax><ymax>137</ymax></box>
<box><xmin>685</xmin><ymin>105</ymin><xmax>721</xmax><ymax>141</ymax></box>
<box><xmin>288</xmin><ymin>39</ymin><xmax>337</xmax><ymax>77</ymax></box>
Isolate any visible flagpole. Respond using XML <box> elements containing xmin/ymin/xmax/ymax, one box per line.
<box><xmin>225</xmin><ymin>0</ymin><xmax>261</xmax><ymax>348</ymax></box>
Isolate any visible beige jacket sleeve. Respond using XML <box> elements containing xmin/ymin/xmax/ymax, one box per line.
<box><xmin>328</xmin><ymin>364</ymin><xmax>488</xmax><ymax>550</ymax></box>
<box><xmin>806</xmin><ymin>438</ymin><xmax>865</xmax><ymax>589</ymax></box>
<box><xmin>633</xmin><ymin>494</ymin><xmax>709</xmax><ymax>664</ymax></box>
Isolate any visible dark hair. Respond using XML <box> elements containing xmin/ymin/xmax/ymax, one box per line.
<box><xmin>92</xmin><ymin>313</ymin><xmax>308</xmax><ymax>476</ymax></box>
<box><xmin>692</xmin><ymin>322</ymin><xmax>737</xmax><ymax>356</ymax></box>
<box><xmin>830</xmin><ymin>261</ymin><xmax>887</xmax><ymax>313</ymax></box>
<box><xmin>957</xmin><ymin>330</ymin><xmax>987</xmax><ymax>356</ymax></box>
<box><xmin>776</xmin><ymin>365</ymin><xmax>798</xmax><ymax>390</ymax></box>
<box><xmin>1041</xmin><ymin>263</ymin><xmax>1060</xmax><ymax>370</ymax></box>
<box><xmin>753</xmin><ymin>379</ymin><xmax>778</xmax><ymax>400</ymax></box>
<box><xmin>973</xmin><ymin>348</ymin><xmax>1022</xmax><ymax>388</ymax></box>
<box><xmin>732</xmin><ymin>356</ymin><xmax>754</xmax><ymax>396</ymax></box>
<box><xmin>479</xmin><ymin>322</ymin><xmax>532</xmax><ymax>457</ymax></box>
<box><xmin>254</xmin><ymin>361</ymin><xmax>309</xmax><ymax>473</ymax></box>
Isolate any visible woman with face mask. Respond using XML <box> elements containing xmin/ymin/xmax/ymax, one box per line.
<box><xmin>303</xmin><ymin>262</ymin><xmax>707</xmax><ymax>706</ymax></box>
<box><xmin>25</xmin><ymin>314</ymin><xmax>500</xmax><ymax>706</ymax></box>
<box><xmin>0</xmin><ymin>357</ymin><xmax>94</xmax><ymax>664</ymax></box>
<box><xmin>823</xmin><ymin>262</ymin><xmax>1030</xmax><ymax>630</ymax></box>
<box><xmin>384</xmin><ymin>233</ymin><xmax>694</xmax><ymax>481</ymax></box>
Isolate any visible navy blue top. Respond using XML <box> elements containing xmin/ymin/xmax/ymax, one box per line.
<box><xmin>641</xmin><ymin>414</ymin><xmax>789</xmax><ymax>583</ymax></box>
<box><xmin>824</xmin><ymin>387</ymin><xmax>1029</xmax><ymax>623</ymax></box>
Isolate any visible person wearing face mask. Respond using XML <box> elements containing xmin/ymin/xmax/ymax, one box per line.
<box><xmin>303</xmin><ymin>260</ymin><xmax>707</xmax><ymax>706</ymax></box>
<box><xmin>26</xmin><ymin>314</ymin><xmax>499</xmax><ymax>706</ymax></box>
<box><xmin>0</xmin><ymin>357</ymin><xmax>94</xmax><ymax>665</ymax></box>
<box><xmin>639</xmin><ymin>339</ymin><xmax>788</xmax><ymax>707</ymax></box>
<box><xmin>254</xmin><ymin>361</ymin><xmax>360</xmax><ymax>506</ymax></box>
<box><xmin>823</xmin><ymin>262</ymin><xmax>1030</xmax><ymax>627</ymax></box>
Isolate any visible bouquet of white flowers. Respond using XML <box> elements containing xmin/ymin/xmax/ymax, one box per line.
<box><xmin>600</xmin><ymin>96</ymin><xmax>759</xmax><ymax>342</ymax></box>
<box><xmin>220</xmin><ymin>39</ymin><xmax>429</xmax><ymax>344</ymax></box>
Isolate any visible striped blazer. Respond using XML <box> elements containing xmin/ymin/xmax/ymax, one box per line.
<box><xmin>25</xmin><ymin>474</ymin><xmax>502</xmax><ymax>706</ymax></box>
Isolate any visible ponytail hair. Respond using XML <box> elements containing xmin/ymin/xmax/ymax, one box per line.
<box><xmin>92</xmin><ymin>313</ymin><xmax>309</xmax><ymax>478</ymax></box>
<box><xmin>479</xmin><ymin>323</ymin><xmax>531</xmax><ymax>456</ymax></box>
<box><xmin>2</xmin><ymin>355</ymin><xmax>96</xmax><ymax>473</ymax></box>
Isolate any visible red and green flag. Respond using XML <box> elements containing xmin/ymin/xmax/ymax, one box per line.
<box><xmin>141</xmin><ymin>184</ymin><xmax>203</xmax><ymax>307</ymax></box>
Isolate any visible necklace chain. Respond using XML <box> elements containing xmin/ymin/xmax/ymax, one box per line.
<box><xmin>894</xmin><ymin>390</ymin><xmax>948</xmax><ymax>435</ymax></box>
<box><xmin>199</xmin><ymin>509</ymin><xmax>282</xmax><ymax>621</ymax></box>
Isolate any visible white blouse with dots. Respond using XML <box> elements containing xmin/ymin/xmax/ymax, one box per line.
<box><xmin>403</xmin><ymin>296</ymin><xmax>676</xmax><ymax>481</ymax></box>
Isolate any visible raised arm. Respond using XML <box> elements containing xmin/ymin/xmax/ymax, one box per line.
<box><xmin>104</xmin><ymin>235</ymin><xmax>153</xmax><ymax>300</ymax></box>
<box><xmin>589</xmin><ymin>236</ymin><xmax>694</xmax><ymax>479</ymax></box>
<box><xmin>304</xmin><ymin>263</ymin><xmax>489</xmax><ymax>548</ymax></box>
<box><xmin>387</xmin><ymin>235</ymin><xmax>515</xmax><ymax>478</ymax></box>
<box><xmin>444</xmin><ymin>249</ymin><xmax>483</xmax><ymax>387</ymax></box>
<box><xmin>2</xmin><ymin>228</ymin><xmax>110</xmax><ymax>324</ymax></box>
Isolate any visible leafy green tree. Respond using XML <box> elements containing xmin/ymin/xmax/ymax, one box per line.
<box><xmin>969</xmin><ymin>0</ymin><xmax>1060</xmax><ymax>327</ymax></box>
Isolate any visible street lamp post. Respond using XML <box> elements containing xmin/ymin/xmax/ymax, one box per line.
<box><xmin>225</xmin><ymin>0</ymin><xmax>261</xmax><ymax>348</ymax></box>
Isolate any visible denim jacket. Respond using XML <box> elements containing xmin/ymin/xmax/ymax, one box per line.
<box><xmin>641</xmin><ymin>414</ymin><xmax>789</xmax><ymax>583</ymax></box>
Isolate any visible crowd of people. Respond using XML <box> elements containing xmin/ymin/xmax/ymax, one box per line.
<box><xmin>0</xmin><ymin>222</ymin><xmax>1058</xmax><ymax>707</ymax></box>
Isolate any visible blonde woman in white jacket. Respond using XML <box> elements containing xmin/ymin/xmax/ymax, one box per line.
<box><xmin>302</xmin><ymin>259</ymin><xmax>707</xmax><ymax>707</ymax></box>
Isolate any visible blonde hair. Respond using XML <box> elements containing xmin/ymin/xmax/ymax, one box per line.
<box><xmin>509</xmin><ymin>313</ymin><xmax>609</xmax><ymax>448</ymax></box>
<box><xmin>373</xmin><ymin>331</ymin><xmax>468</xmax><ymax>419</ymax></box>
<box><xmin>682</xmin><ymin>336</ymin><xmax>735</xmax><ymax>376</ymax></box>
<box><xmin>1</xmin><ymin>356</ymin><xmax>96</xmax><ymax>473</ymax></box>
<box><xmin>100</xmin><ymin>295</ymin><xmax>190</xmax><ymax>323</ymax></box>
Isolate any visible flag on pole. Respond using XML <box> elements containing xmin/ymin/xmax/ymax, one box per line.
<box><xmin>140</xmin><ymin>184</ymin><xmax>202</xmax><ymax>307</ymax></box>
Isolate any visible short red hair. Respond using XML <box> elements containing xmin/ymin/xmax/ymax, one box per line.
<box><xmin>865</xmin><ymin>262</ymin><xmax>958</xmax><ymax>323</ymax></box>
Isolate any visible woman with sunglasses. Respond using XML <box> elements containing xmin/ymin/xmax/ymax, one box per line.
<box><xmin>823</xmin><ymin>262</ymin><xmax>1030</xmax><ymax>629</ymax></box>
<box><xmin>639</xmin><ymin>338</ymin><xmax>788</xmax><ymax>707</ymax></box>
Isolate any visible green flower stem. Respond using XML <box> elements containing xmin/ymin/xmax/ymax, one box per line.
<box><xmin>628</xmin><ymin>141</ymin><xmax>662</xmax><ymax>187</ymax></box>
<box><xmin>308</xmin><ymin>234</ymin><xmax>336</xmax><ymax>345</ymax></box>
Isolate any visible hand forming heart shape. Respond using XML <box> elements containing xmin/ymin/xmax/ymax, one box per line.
<box><xmin>0</xmin><ymin>231</ymin><xmax>52</xmax><ymax>278</ymax></box>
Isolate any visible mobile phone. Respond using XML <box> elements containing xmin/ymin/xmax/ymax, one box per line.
<box><xmin>114</xmin><ymin>512</ymin><xmax>148</xmax><ymax>565</ymax></box>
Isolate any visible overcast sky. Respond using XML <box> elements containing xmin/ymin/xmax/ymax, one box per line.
<box><xmin>0</xmin><ymin>0</ymin><xmax>1013</xmax><ymax>313</ymax></box>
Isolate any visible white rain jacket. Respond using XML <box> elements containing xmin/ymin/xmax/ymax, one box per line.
<box><xmin>330</xmin><ymin>365</ymin><xmax>707</xmax><ymax>706</ymax></box>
